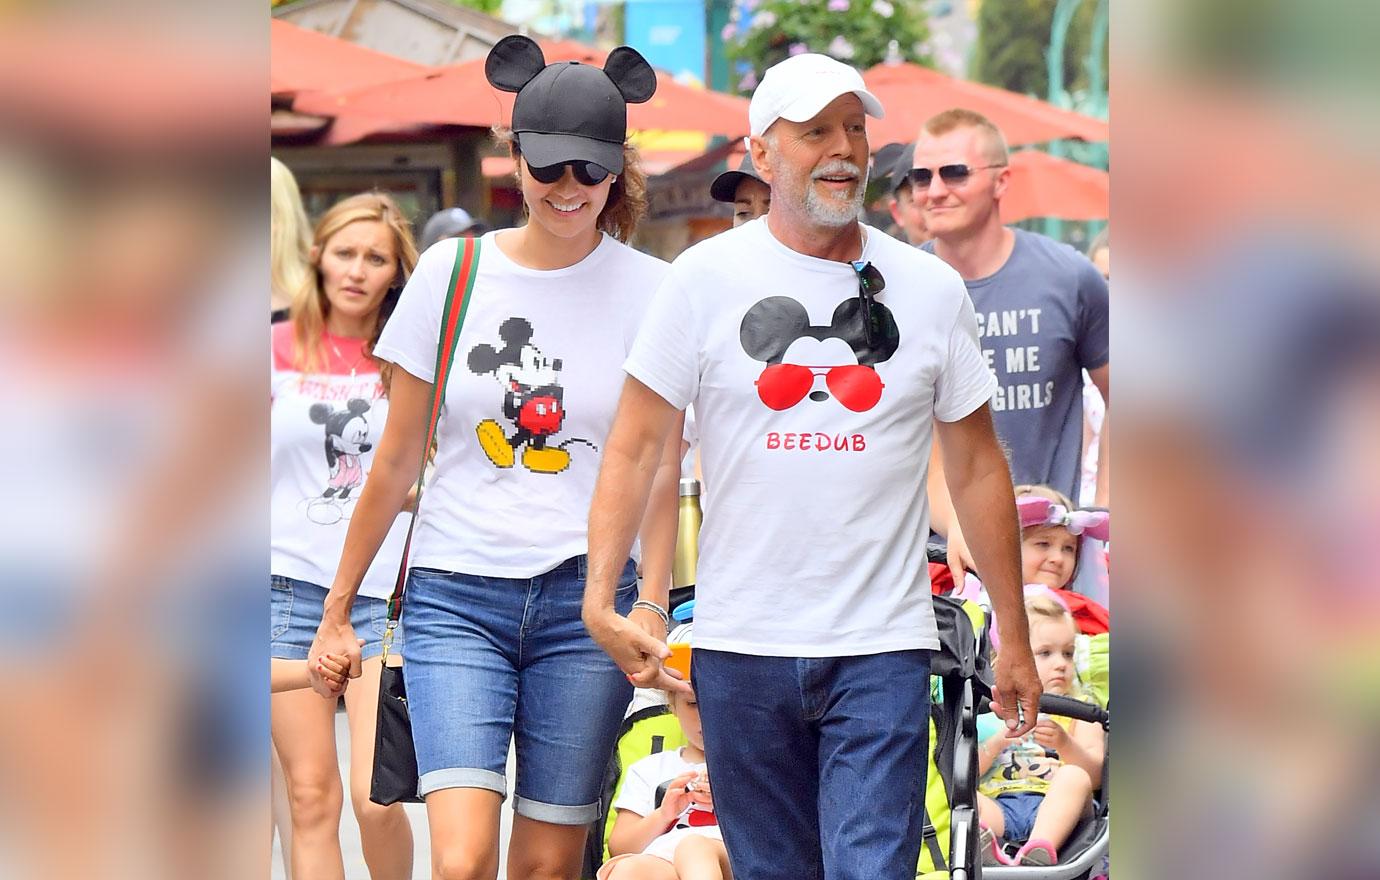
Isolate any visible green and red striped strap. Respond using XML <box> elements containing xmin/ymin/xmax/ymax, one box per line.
<box><xmin>386</xmin><ymin>236</ymin><xmax>482</xmax><ymax>623</ymax></box>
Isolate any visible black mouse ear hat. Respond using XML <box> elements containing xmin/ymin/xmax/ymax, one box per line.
<box><xmin>485</xmin><ymin>34</ymin><xmax>657</xmax><ymax>175</ymax></box>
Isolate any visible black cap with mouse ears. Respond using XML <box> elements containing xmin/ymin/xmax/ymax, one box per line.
<box><xmin>485</xmin><ymin>35</ymin><xmax>656</xmax><ymax>175</ymax></box>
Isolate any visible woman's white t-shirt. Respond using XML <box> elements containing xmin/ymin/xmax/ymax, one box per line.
<box><xmin>374</xmin><ymin>231</ymin><xmax>668</xmax><ymax>578</ymax></box>
<box><xmin>270</xmin><ymin>323</ymin><xmax>409</xmax><ymax>599</ymax></box>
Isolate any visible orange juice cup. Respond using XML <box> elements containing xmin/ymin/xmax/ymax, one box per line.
<box><xmin>665</xmin><ymin>642</ymin><xmax>692</xmax><ymax>683</ymax></box>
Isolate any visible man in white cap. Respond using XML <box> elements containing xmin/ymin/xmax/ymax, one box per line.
<box><xmin>583</xmin><ymin>53</ymin><xmax>1040</xmax><ymax>879</ymax></box>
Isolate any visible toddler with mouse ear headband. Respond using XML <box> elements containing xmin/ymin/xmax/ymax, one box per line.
<box><xmin>1014</xmin><ymin>484</ymin><xmax>1110</xmax><ymax>636</ymax></box>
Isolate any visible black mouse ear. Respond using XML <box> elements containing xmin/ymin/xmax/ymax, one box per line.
<box><xmin>603</xmin><ymin>46</ymin><xmax>656</xmax><ymax>104</ymax></box>
<box><xmin>486</xmin><ymin>35</ymin><xmax>547</xmax><ymax>93</ymax></box>
<box><xmin>830</xmin><ymin>299</ymin><xmax>900</xmax><ymax>364</ymax></box>
<box><xmin>740</xmin><ymin>296</ymin><xmax>812</xmax><ymax>363</ymax></box>
<box><xmin>498</xmin><ymin>316</ymin><xmax>534</xmax><ymax>346</ymax></box>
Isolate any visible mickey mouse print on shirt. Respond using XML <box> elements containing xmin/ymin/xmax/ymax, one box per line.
<box><xmin>468</xmin><ymin>316</ymin><xmax>597</xmax><ymax>475</ymax></box>
<box><xmin>740</xmin><ymin>295</ymin><xmax>899</xmax><ymax>413</ymax></box>
<box><xmin>309</xmin><ymin>399</ymin><xmax>374</xmax><ymax>500</ymax></box>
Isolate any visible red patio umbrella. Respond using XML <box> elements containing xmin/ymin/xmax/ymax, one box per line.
<box><xmin>1000</xmin><ymin>150</ymin><xmax>1109</xmax><ymax>222</ymax></box>
<box><xmin>862</xmin><ymin>61</ymin><xmax>1108</xmax><ymax>147</ymax></box>
<box><xmin>294</xmin><ymin>39</ymin><xmax>750</xmax><ymax>139</ymax></box>
<box><xmin>270</xmin><ymin>18</ymin><xmax>429</xmax><ymax>99</ymax></box>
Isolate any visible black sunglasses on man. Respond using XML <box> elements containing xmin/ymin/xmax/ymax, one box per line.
<box><xmin>905</xmin><ymin>162</ymin><xmax>1007</xmax><ymax>189</ymax></box>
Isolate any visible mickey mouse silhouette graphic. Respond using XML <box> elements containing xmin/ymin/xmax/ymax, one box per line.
<box><xmin>308</xmin><ymin>399</ymin><xmax>373</xmax><ymax>499</ymax></box>
<box><xmin>468</xmin><ymin>316</ymin><xmax>586</xmax><ymax>474</ymax></box>
<box><xmin>740</xmin><ymin>296</ymin><xmax>899</xmax><ymax>412</ymax></box>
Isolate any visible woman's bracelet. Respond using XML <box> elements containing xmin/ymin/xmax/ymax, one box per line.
<box><xmin>630</xmin><ymin>599</ymin><xmax>671</xmax><ymax>633</ymax></box>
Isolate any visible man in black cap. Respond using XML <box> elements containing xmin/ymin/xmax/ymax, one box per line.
<box><xmin>885</xmin><ymin>142</ymin><xmax>929</xmax><ymax>245</ymax></box>
<box><xmin>709</xmin><ymin>152</ymin><xmax>771</xmax><ymax>227</ymax></box>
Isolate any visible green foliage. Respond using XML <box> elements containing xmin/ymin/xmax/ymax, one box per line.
<box><xmin>446</xmin><ymin>0</ymin><xmax>506</xmax><ymax>15</ymax></box>
<box><xmin>723</xmin><ymin>0</ymin><xmax>934</xmax><ymax>95</ymax></box>
<box><xmin>971</xmin><ymin>0</ymin><xmax>1100</xmax><ymax>99</ymax></box>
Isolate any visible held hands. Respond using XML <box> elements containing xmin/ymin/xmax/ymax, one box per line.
<box><xmin>315</xmin><ymin>646</ymin><xmax>360</xmax><ymax>691</ymax></box>
<box><xmin>308</xmin><ymin>613</ymin><xmax>363</xmax><ymax>698</ymax></box>
<box><xmin>584</xmin><ymin>605</ymin><xmax>692</xmax><ymax>695</ymax></box>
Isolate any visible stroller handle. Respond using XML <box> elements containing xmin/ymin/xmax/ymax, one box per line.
<box><xmin>978</xmin><ymin>693</ymin><xmax>1109</xmax><ymax>728</ymax></box>
<box><xmin>1038</xmin><ymin>693</ymin><xmax>1108</xmax><ymax>727</ymax></box>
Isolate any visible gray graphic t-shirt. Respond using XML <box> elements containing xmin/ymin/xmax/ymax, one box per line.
<box><xmin>928</xmin><ymin>229</ymin><xmax>1109</xmax><ymax>500</ymax></box>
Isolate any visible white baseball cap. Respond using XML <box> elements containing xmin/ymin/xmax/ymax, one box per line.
<box><xmin>748</xmin><ymin>53</ymin><xmax>885</xmax><ymax>138</ymax></box>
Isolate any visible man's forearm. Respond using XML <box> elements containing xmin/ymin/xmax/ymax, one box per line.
<box><xmin>585</xmin><ymin>379</ymin><xmax>679</xmax><ymax>619</ymax></box>
<box><xmin>949</xmin><ymin>458</ymin><xmax>1026</xmax><ymax>644</ymax></box>
<box><xmin>635</xmin><ymin>418</ymin><xmax>685</xmax><ymax>609</ymax></box>
<box><xmin>587</xmin><ymin>444</ymin><xmax>664</xmax><ymax>614</ymax></box>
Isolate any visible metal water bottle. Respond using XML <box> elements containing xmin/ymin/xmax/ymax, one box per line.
<box><xmin>672</xmin><ymin>478</ymin><xmax>702</xmax><ymax>589</ymax></box>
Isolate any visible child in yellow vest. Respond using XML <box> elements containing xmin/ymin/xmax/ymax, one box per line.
<box><xmin>600</xmin><ymin>623</ymin><xmax>730</xmax><ymax>880</ymax></box>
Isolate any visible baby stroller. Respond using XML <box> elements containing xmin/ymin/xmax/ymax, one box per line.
<box><xmin>926</xmin><ymin>549</ymin><xmax>1111</xmax><ymax>879</ymax></box>
<box><xmin>945</xmin><ymin>690</ymin><xmax>1110</xmax><ymax>879</ymax></box>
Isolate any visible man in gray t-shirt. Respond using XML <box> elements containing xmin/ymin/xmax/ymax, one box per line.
<box><xmin>911</xmin><ymin>109</ymin><xmax>1110</xmax><ymax>577</ymax></box>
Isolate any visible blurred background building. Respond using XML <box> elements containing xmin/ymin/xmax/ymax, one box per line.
<box><xmin>271</xmin><ymin>0</ymin><xmax>1108</xmax><ymax>258</ymax></box>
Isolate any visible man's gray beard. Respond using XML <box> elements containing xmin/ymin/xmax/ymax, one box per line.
<box><xmin>771</xmin><ymin>156</ymin><xmax>867</xmax><ymax>227</ymax></box>
<box><xmin>804</xmin><ymin>180</ymin><xmax>865</xmax><ymax>227</ymax></box>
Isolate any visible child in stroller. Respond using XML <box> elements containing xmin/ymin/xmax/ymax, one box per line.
<box><xmin>1012</xmin><ymin>484</ymin><xmax>1109</xmax><ymax>636</ymax></box>
<box><xmin>978</xmin><ymin>595</ymin><xmax>1105</xmax><ymax>867</ymax></box>
<box><xmin>599</xmin><ymin>623</ymin><xmax>731</xmax><ymax>880</ymax></box>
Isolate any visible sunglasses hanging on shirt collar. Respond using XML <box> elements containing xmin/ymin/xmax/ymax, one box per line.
<box><xmin>849</xmin><ymin>260</ymin><xmax>886</xmax><ymax>347</ymax></box>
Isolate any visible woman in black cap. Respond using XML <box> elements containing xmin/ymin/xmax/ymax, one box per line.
<box><xmin>307</xmin><ymin>35</ymin><xmax>683</xmax><ymax>879</ymax></box>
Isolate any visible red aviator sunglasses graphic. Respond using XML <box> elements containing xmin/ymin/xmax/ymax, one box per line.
<box><xmin>755</xmin><ymin>363</ymin><xmax>885</xmax><ymax>412</ymax></box>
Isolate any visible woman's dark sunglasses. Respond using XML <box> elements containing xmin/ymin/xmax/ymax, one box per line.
<box><xmin>905</xmin><ymin>163</ymin><xmax>1006</xmax><ymax>188</ymax></box>
<box><xmin>525</xmin><ymin>159</ymin><xmax>612</xmax><ymax>186</ymax></box>
<box><xmin>850</xmin><ymin>260</ymin><xmax>886</xmax><ymax>346</ymax></box>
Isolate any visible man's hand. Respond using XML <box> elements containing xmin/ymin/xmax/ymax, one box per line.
<box><xmin>584</xmin><ymin>606</ymin><xmax>691</xmax><ymax>694</ymax></box>
<box><xmin>308</xmin><ymin>614</ymin><xmax>362</xmax><ymax>698</ymax></box>
<box><xmin>990</xmin><ymin>648</ymin><xmax>1042</xmax><ymax>739</ymax></box>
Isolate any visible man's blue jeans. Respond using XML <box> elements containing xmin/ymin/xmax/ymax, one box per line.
<box><xmin>692</xmin><ymin>648</ymin><xmax>933</xmax><ymax>880</ymax></box>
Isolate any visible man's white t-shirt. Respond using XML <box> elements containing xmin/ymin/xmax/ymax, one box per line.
<box><xmin>624</xmin><ymin>219</ymin><xmax>995</xmax><ymax>656</ymax></box>
<box><xmin>375</xmin><ymin>231</ymin><xmax>668</xmax><ymax>578</ymax></box>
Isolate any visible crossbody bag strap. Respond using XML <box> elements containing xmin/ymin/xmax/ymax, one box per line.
<box><xmin>381</xmin><ymin>237</ymin><xmax>482</xmax><ymax>653</ymax></box>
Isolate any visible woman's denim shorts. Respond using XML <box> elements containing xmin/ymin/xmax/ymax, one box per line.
<box><xmin>403</xmin><ymin>555</ymin><xmax>637</xmax><ymax>824</ymax></box>
<box><xmin>270</xmin><ymin>575</ymin><xmax>398</xmax><ymax>661</ymax></box>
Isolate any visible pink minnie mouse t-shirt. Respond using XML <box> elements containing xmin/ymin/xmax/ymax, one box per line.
<box><xmin>270</xmin><ymin>322</ymin><xmax>409</xmax><ymax>599</ymax></box>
